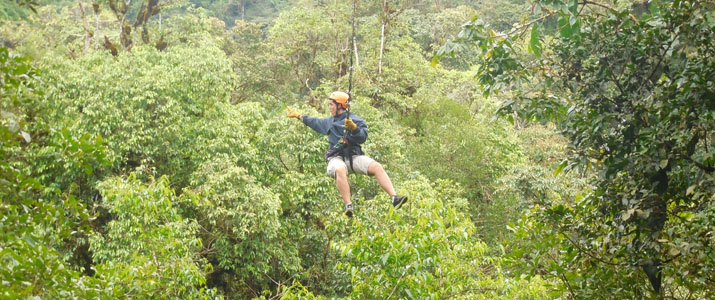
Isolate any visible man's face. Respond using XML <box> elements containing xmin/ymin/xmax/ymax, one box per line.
<box><xmin>329</xmin><ymin>101</ymin><xmax>338</xmax><ymax>116</ymax></box>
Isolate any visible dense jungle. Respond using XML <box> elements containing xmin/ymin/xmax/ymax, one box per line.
<box><xmin>1</xmin><ymin>0</ymin><xmax>712</xmax><ymax>299</ymax></box>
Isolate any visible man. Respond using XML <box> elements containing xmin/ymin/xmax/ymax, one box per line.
<box><xmin>287</xmin><ymin>91</ymin><xmax>408</xmax><ymax>217</ymax></box>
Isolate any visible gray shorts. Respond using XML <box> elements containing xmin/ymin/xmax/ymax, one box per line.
<box><xmin>326</xmin><ymin>155</ymin><xmax>376</xmax><ymax>177</ymax></box>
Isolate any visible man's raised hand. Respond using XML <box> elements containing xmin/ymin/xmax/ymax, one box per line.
<box><xmin>286</xmin><ymin>107</ymin><xmax>301</xmax><ymax>120</ymax></box>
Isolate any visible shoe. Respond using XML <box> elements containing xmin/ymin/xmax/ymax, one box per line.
<box><xmin>392</xmin><ymin>195</ymin><xmax>408</xmax><ymax>209</ymax></box>
<box><xmin>345</xmin><ymin>203</ymin><xmax>354</xmax><ymax>218</ymax></box>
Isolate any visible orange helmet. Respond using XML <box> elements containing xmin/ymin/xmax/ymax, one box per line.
<box><xmin>329</xmin><ymin>91</ymin><xmax>350</xmax><ymax>109</ymax></box>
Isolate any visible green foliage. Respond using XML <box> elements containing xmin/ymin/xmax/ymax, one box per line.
<box><xmin>0</xmin><ymin>0</ymin><xmax>71</xmax><ymax>18</ymax></box>
<box><xmin>41</xmin><ymin>42</ymin><xmax>234</xmax><ymax>178</ymax></box>
<box><xmin>90</xmin><ymin>174</ymin><xmax>215</xmax><ymax>298</ymax></box>
<box><xmin>266</xmin><ymin>4</ymin><xmax>349</xmax><ymax>97</ymax></box>
<box><xmin>438</xmin><ymin>0</ymin><xmax>715</xmax><ymax>296</ymax></box>
<box><xmin>0</xmin><ymin>1</ymin><xmax>30</xmax><ymax>20</ymax></box>
<box><xmin>163</xmin><ymin>7</ymin><xmax>229</xmax><ymax>46</ymax></box>
<box><xmin>228</xmin><ymin>20</ymin><xmax>278</xmax><ymax>104</ymax></box>
<box><xmin>337</xmin><ymin>177</ymin><xmax>549</xmax><ymax>299</ymax></box>
<box><xmin>409</xmin><ymin>98</ymin><xmax>522</xmax><ymax>201</ymax></box>
<box><xmin>188</xmin><ymin>156</ymin><xmax>287</xmax><ymax>285</ymax></box>
<box><xmin>405</xmin><ymin>91</ymin><xmax>526</xmax><ymax>243</ymax></box>
<box><xmin>473</xmin><ymin>0</ymin><xmax>531</xmax><ymax>31</ymax></box>
<box><xmin>489</xmin><ymin>124</ymin><xmax>589</xmax><ymax>242</ymax></box>
<box><xmin>367</xmin><ymin>36</ymin><xmax>439</xmax><ymax>114</ymax></box>
<box><xmin>1</xmin><ymin>2</ymin><xmax>573</xmax><ymax>299</ymax></box>
<box><xmin>0</xmin><ymin>47</ymin><xmax>38</xmax><ymax>110</ymax></box>
<box><xmin>1</xmin><ymin>46</ymin><xmax>109</xmax><ymax>299</ymax></box>
<box><xmin>28</xmin><ymin>128</ymin><xmax>109</xmax><ymax>197</ymax></box>
<box><xmin>0</xmin><ymin>5</ymin><xmax>77</xmax><ymax>59</ymax></box>
<box><xmin>189</xmin><ymin>0</ymin><xmax>290</xmax><ymax>26</ymax></box>
<box><xmin>402</xmin><ymin>6</ymin><xmax>481</xmax><ymax>70</ymax></box>
<box><xmin>0</xmin><ymin>128</ymin><xmax>85</xmax><ymax>297</ymax></box>
<box><xmin>255</xmin><ymin>280</ymin><xmax>324</xmax><ymax>300</ymax></box>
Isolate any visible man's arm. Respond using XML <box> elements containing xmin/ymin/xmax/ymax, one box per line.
<box><xmin>302</xmin><ymin>116</ymin><xmax>331</xmax><ymax>135</ymax></box>
<box><xmin>287</xmin><ymin>107</ymin><xmax>329</xmax><ymax>135</ymax></box>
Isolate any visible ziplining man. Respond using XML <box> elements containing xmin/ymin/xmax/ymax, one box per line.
<box><xmin>287</xmin><ymin>91</ymin><xmax>407</xmax><ymax>217</ymax></box>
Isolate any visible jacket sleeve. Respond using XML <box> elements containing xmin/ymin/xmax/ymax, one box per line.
<box><xmin>302</xmin><ymin>115</ymin><xmax>330</xmax><ymax>135</ymax></box>
<box><xmin>346</xmin><ymin>116</ymin><xmax>368</xmax><ymax>144</ymax></box>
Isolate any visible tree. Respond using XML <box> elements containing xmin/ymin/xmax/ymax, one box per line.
<box><xmin>1</xmin><ymin>45</ymin><xmax>111</xmax><ymax>299</ymax></box>
<box><xmin>10</xmin><ymin>0</ymin><xmax>38</xmax><ymax>13</ymax></box>
<box><xmin>402</xmin><ymin>6</ymin><xmax>480</xmax><ymax>69</ymax></box>
<box><xmin>337</xmin><ymin>177</ymin><xmax>549</xmax><ymax>299</ymax></box>
<box><xmin>436</xmin><ymin>0</ymin><xmax>714</xmax><ymax>297</ymax></box>
<box><xmin>89</xmin><ymin>174</ymin><xmax>215</xmax><ymax>298</ymax></box>
<box><xmin>265</xmin><ymin>4</ymin><xmax>351</xmax><ymax>100</ymax></box>
<box><xmin>408</xmin><ymin>97</ymin><xmax>524</xmax><ymax>215</ymax></box>
<box><xmin>2</xmin><ymin>1</ymin><xmax>596</xmax><ymax>298</ymax></box>
<box><xmin>0</xmin><ymin>1</ymin><xmax>31</xmax><ymax>20</ymax></box>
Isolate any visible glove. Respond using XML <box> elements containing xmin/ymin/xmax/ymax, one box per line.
<box><xmin>286</xmin><ymin>107</ymin><xmax>301</xmax><ymax>120</ymax></box>
<box><xmin>345</xmin><ymin>117</ymin><xmax>357</xmax><ymax>131</ymax></box>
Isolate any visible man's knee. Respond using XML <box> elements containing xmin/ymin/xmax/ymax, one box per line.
<box><xmin>335</xmin><ymin>166</ymin><xmax>348</xmax><ymax>178</ymax></box>
<box><xmin>368</xmin><ymin>162</ymin><xmax>383</xmax><ymax>176</ymax></box>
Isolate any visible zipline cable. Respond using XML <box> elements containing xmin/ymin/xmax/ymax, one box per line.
<box><xmin>341</xmin><ymin>0</ymin><xmax>358</xmax><ymax>172</ymax></box>
<box><xmin>346</xmin><ymin>0</ymin><xmax>357</xmax><ymax>112</ymax></box>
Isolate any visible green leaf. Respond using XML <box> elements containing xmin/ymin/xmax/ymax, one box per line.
<box><xmin>558</xmin><ymin>17</ymin><xmax>572</xmax><ymax>38</ymax></box>
<box><xmin>23</xmin><ymin>235</ymin><xmax>36</xmax><ymax>247</ymax></box>
<box><xmin>83</xmin><ymin>164</ymin><xmax>93</xmax><ymax>175</ymax></box>
<box><xmin>381</xmin><ymin>253</ymin><xmax>390</xmax><ymax>265</ymax></box>
<box><xmin>659</xmin><ymin>159</ymin><xmax>668</xmax><ymax>169</ymax></box>
<box><xmin>529</xmin><ymin>23</ymin><xmax>542</xmax><ymax>57</ymax></box>
<box><xmin>561</xmin><ymin>4</ymin><xmax>570</xmax><ymax>14</ymax></box>
<box><xmin>430</xmin><ymin>55</ymin><xmax>440</xmax><ymax>67</ymax></box>
<box><xmin>554</xmin><ymin>160</ymin><xmax>568</xmax><ymax>177</ymax></box>
<box><xmin>622</xmin><ymin>209</ymin><xmax>635</xmax><ymax>221</ymax></box>
<box><xmin>686</xmin><ymin>185</ymin><xmax>696</xmax><ymax>195</ymax></box>
<box><xmin>20</xmin><ymin>131</ymin><xmax>31</xmax><ymax>143</ymax></box>
<box><xmin>668</xmin><ymin>247</ymin><xmax>681</xmax><ymax>256</ymax></box>
<box><xmin>649</xmin><ymin>1</ymin><xmax>661</xmax><ymax>15</ymax></box>
<box><xmin>13</xmin><ymin>64</ymin><xmax>30</xmax><ymax>76</ymax></box>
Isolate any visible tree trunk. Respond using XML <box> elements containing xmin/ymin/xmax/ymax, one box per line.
<box><xmin>79</xmin><ymin>3</ymin><xmax>91</xmax><ymax>54</ymax></box>
<box><xmin>94</xmin><ymin>3</ymin><xmax>100</xmax><ymax>50</ymax></box>
<box><xmin>378</xmin><ymin>22</ymin><xmax>385</xmax><ymax>75</ymax></box>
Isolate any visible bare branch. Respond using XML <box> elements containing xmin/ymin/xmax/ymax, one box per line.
<box><xmin>79</xmin><ymin>2</ymin><xmax>92</xmax><ymax>54</ymax></box>
<box><xmin>560</xmin><ymin>273</ymin><xmax>577</xmax><ymax>299</ymax></box>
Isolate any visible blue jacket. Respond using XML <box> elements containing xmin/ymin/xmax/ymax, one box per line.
<box><xmin>302</xmin><ymin>111</ymin><xmax>368</xmax><ymax>153</ymax></box>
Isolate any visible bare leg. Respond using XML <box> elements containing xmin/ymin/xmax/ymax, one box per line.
<box><xmin>368</xmin><ymin>162</ymin><xmax>396</xmax><ymax>197</ymax></box>
<box><xmin>335</xmin><ymin>167</ymin><xmax>352</xmax><ymax>205</ymax></box>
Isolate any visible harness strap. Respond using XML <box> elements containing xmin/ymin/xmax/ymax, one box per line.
<box><xmin>341</xmin><ymin>144</ymin><xmax>355</xmax><ymax>172</ymax></box>
<box><xmin>341</xmin><ymin>112</ymin><xmax>356</xmax><ymax>172</ymax></box>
